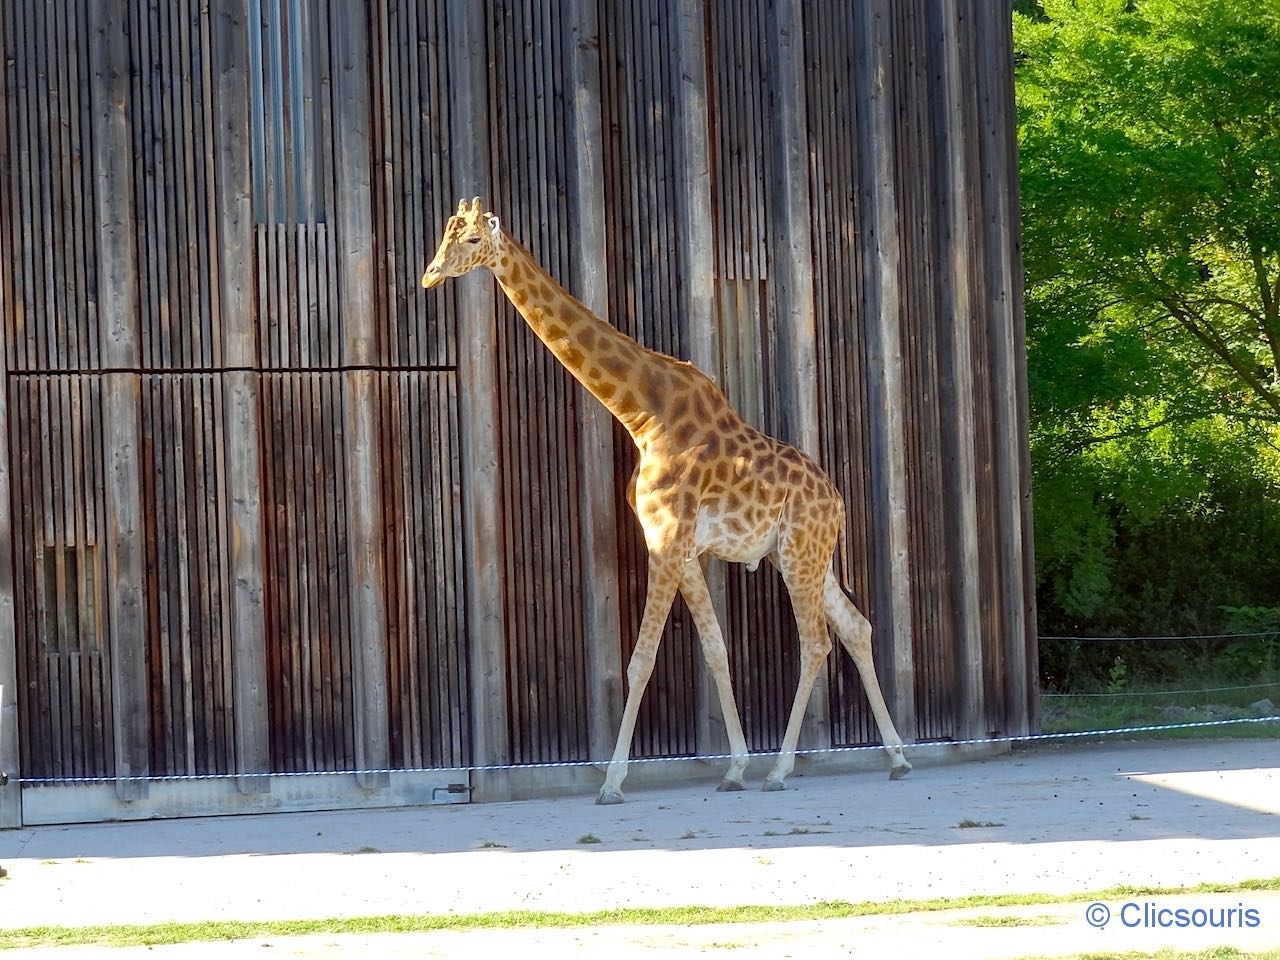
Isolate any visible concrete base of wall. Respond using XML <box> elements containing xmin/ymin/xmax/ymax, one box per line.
<box><xmin>13</xmin><ymin>741</ymin><xmax>1007</xmax><ymax>826</ymax></box>
<box><xmin>19</xmin><ymin>770</ymin><xmax>471</xmax><ymax>827</ymax></box>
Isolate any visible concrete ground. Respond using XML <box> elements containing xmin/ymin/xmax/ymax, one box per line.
<box><xmin>0</xmin><ymin>738</ymin><xmax>1278</xmax><ymax>957</ymax></box>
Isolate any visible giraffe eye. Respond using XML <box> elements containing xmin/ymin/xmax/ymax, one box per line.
<box><xmin>465</xmin><ymin>236</ymin><xmax>482</xmax><ymax>244</ymax></box>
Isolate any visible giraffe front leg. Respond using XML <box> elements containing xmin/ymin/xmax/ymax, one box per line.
<box><xmin>597</xmin><ymin>556</ymin><xmax>682</xmax><ymax>805</ymax></box>
<box><xmin>680</xmin><ymin>559</ymin><xmax>750</xmax><ymax>792</ymax></box>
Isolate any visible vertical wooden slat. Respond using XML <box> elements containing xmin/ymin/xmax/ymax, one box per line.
<box><xmin>929</xmin><ymin>0</ymin><xmax>986</xmax><ymax>740</ymax></box>
<box><xmin>997</xmin><ymin>0</ymin><xmax>1040</xmax><ymax>735</ymax></box>
<box><xmin>770</xmin><ymin>0</ymin><xmax>829</xmax><ymax>752</ymax></box>
<box><xmin>14</xmin><ymin>384</ymin><xmax>42</xmax><ymax>779</ymax></box>
<box><xmin>855</xmin><ymin>0</ymin><xmax>916</xmax><ymax>742</ymax></box>
<box><xmin>90</xmin><ymin>0</ymin><xmax>148</xmax><ymax>800</ymax></box>
<box><xmin>672</xmin><ymin>0</ymin><xmax>728</xmax><ymax>760</ymax></box>
<box><xmin>211</xmin><ymin>0</ymin><xmax>270</xmax><ymax>792</ymax></box>
<box><xmin>566</xmin><ymin>0</ymin><xmax>622</xmax><ymax>768</ymax></box>
<box><xmin>332</xmin><ymin>0</ymin><xmax>389</xmax><ymax>790</ymax></box>
<box><xmin>279</xmin><ymin>373</ymin><xmax>304</xmax><ymax>769</ymax></box>
<box><xmin>0</xmin><ymin>43</ymin><xmax>19</xmax><ymax>817</ymax></box>
<box><xmin>448</xmin><ymin>0</ymin><xmax>507</xmax><ymax>797</ymax></box>
<box><xmin>976</xmin><ymin>1</ymin><xmax>1032</xmax><ymax>737</ymax></box>
<box><xmin>13</xmin><ymin>0</ymin><xmax>37</xmax><ymax>372</ymax></box>
<box><xmin>307</xmin><ymin>373</ymin><xmax>335</xmax><ymax>764</ymax></box>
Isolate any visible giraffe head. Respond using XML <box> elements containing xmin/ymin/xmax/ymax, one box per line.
<box><xmin>421</xmin><ymin>197</ymin><xmax>503</xmax><ymax>289</ymax></box>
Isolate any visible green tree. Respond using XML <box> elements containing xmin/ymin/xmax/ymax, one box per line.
<box><xmin>1014</xmin><ymin>0</ymin><xmax>1280</xmax><ymax>637</ymax></box>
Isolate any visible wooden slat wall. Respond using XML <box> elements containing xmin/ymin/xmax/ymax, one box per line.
<box><xmin>366</xmin><ymin>1</ymin><xmax>472</xmax><ymax>770</ymax></box>
<box><xmin>1</xmin><ymin>0</ymin><xmax>1037</xmax><ymax>813</ymax></box>
<box><xmin>1</xmin><ymin>1</ymin><xmax>116</xmax><ymax>783</ymax></box>
<box><xmin>486</xmin><ymin>0</ymin><xmax>591</xmax><ymax>765</ymax></box>
<box><xmin>123</xmin><ymin>0</ymin><xmax>240</xmax><ymax>778</ymax></box>
<box><xmin>369</xmin><ymin>0</ymin><xmax>457</xmax><ymax>370</ymax></box>
<box><xmin>259</xmin><ymin>372</ymin><xmax>355</xmax><ymax>773</ymax></box>
<box><xmin>0</xmin><ymin>1</ymin><xmax>99</xmax><ymax>374</ymax></box>
<box><xmin>140</xmin><ymin>375</ymin><xmax>234</xmax><ymax>776</ymax></box>
<box><xmin>129</xmin><ymin>0</ymin><xmax>222</xmax><ymax>371</ymax></box>
<box><xmin>249</xmin><ymin>0</ymin><xmax>341</xmax><ymax>370</ymax></box>
<box><xmin>801</xmin><ymin>2</ymin><xmax>880</xmax><ymax>749</ymax></box>
<box><xmin>975</xmin><ymin>0</ymin><xmax>1036</xmax><ymax>736</ymax></box>
<box><xmin>376</xmin><ymin>372</ymin><xmax>471</xmax><ymax>770</ymax></box>
<box><xmin>8</xmin><ymin>375</ymin><xmax>112</xmax><ymax>780</ymax></box>
<box><xmin>598</xmin><ymin>0</ymin><xmax>699</xmax><ymax>760</ymax></box>
<box><xmin>2</xmin><ymin>0</ymin><xmax>475</xmax><ymax>803</ymax></box>
<box><xmin>889</xmin><ymin>0</ymin><xmax>957</xmax><ymax>743</ymax></box>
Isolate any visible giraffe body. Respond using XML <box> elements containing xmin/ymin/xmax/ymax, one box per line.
<box><xmin>423</xmin><ymin>199</ymin><xmax>911</xmax><ymax>803</ymax></box>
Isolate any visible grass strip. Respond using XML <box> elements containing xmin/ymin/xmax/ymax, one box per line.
<box><xmin>2</xmin><ymin>877</ymin><xmax>1278</xmax><ymax>950</ymax></box>
<box><xmin>1017</xmin><ymin>950</ymin><xmax>1280</xmax><ymax>960</ymax></box>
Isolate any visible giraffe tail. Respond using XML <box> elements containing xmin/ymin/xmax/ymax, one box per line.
<box><xmin>836</xmin><ymin>505</ymin><xmax>851</xmax><ymax>595</ymax></box>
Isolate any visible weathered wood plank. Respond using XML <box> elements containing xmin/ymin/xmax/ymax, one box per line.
<box><xmin>674</xmin><ymin>0</ymin><xmax>729</xmax><ymax>761</ymax></box>
<box><xmin>211</xmin><ymin>0</ymin><xmax>270</xmax><ymax>793</ymax></box>
<box><xmin>332</xmin><ymin>0</ymin><xmax>389</xmax><ymax>789</ymax></box>
<box><xmin>448</xmin><ymin>0</ymin><xmax>507</xmax><ymax>797</ymax></box>
<box><xmin>0</xmin><ymin>137</ymin><xmax>19</xmax><ymax>822</ymax></box>
<box><xmin>89</xmin><ymin>0</ymin><xmax>148</xmax><ymax>800</ymax></box>
<box><xmin>856</xmin><ymin>0</ymin><xmax>916</xmax><ymax>742</ymax></box>
<box><xmin>928</xmin><ymin>0</ymin><xmax>986</xmax><ymax>740</ymax></box>
<box><xmin>996</xmin><ymin>0</ymin><xmax>1041</xmax><ymax>735</ymax></box>
<box><xmin>566</xmin><ymin>0</ymin><xmax>623</xmax><ymax>768</ymax></box>
<box><xmin>770</xmin><ymin>0</ymin><xmax>829</xmax><ymax>753</ymax></box>
<box><xmin>975</xmin><ymin>1</ymin><xmax>1029</xmax><ymax>738</ymax></box>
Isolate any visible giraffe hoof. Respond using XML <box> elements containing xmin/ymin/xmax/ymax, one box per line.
<box><xmin>889</xmin><ymin>760</ymin><xmax>912</xmax><ymax>781</ymax></box>
<box><xmin>596</xmin><ymin>789</ymin><xmax>625</xmax><ymax>806</ymax></box>
<box><xmin>761</xmin><ymin>778</ymin><xmax>786</xmax><ymax>793</ymax></box>
<box><xmin>716</xmin><ymin>778</ymin><xmax>746</xmax><ymax>792</ymax></box>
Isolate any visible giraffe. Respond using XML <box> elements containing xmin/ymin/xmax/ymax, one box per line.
<box><xmin>422</xmin><ymin>198</ymin><xmax>911</xmax><ymax>804</ymax></box>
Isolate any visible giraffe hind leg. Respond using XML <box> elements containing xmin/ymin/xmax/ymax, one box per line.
<box><xmin>823</xmin><ymin>570</ymin><xmax>911</xmax><ymax>779</ymax></box>
<box><xmin>761</xmin><ymin>535</ymin><xmax>835</xmax><ymax>791</ymax></box>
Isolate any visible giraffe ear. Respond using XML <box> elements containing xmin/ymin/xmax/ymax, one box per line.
<box><xmin>486</xmin><ymin>213</ymin><xmax>501</xmax><ymax>236</ymax></box>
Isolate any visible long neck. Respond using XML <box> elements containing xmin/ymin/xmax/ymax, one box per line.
<box><xmin>490</xmin><ymin>233</ymin><xmax>660</xmax><ymax>439</ymax></box>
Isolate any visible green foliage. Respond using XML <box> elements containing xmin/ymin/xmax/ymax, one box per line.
<box><xmin>1015</xmin><ymin>0</ymin><xmax>1280</xmax><ymax>655</ymax></box>
<box><xmin>1105</xmin><ymin>656</ymin><xmax>1128</xmax><ymax>693</ymax></box>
